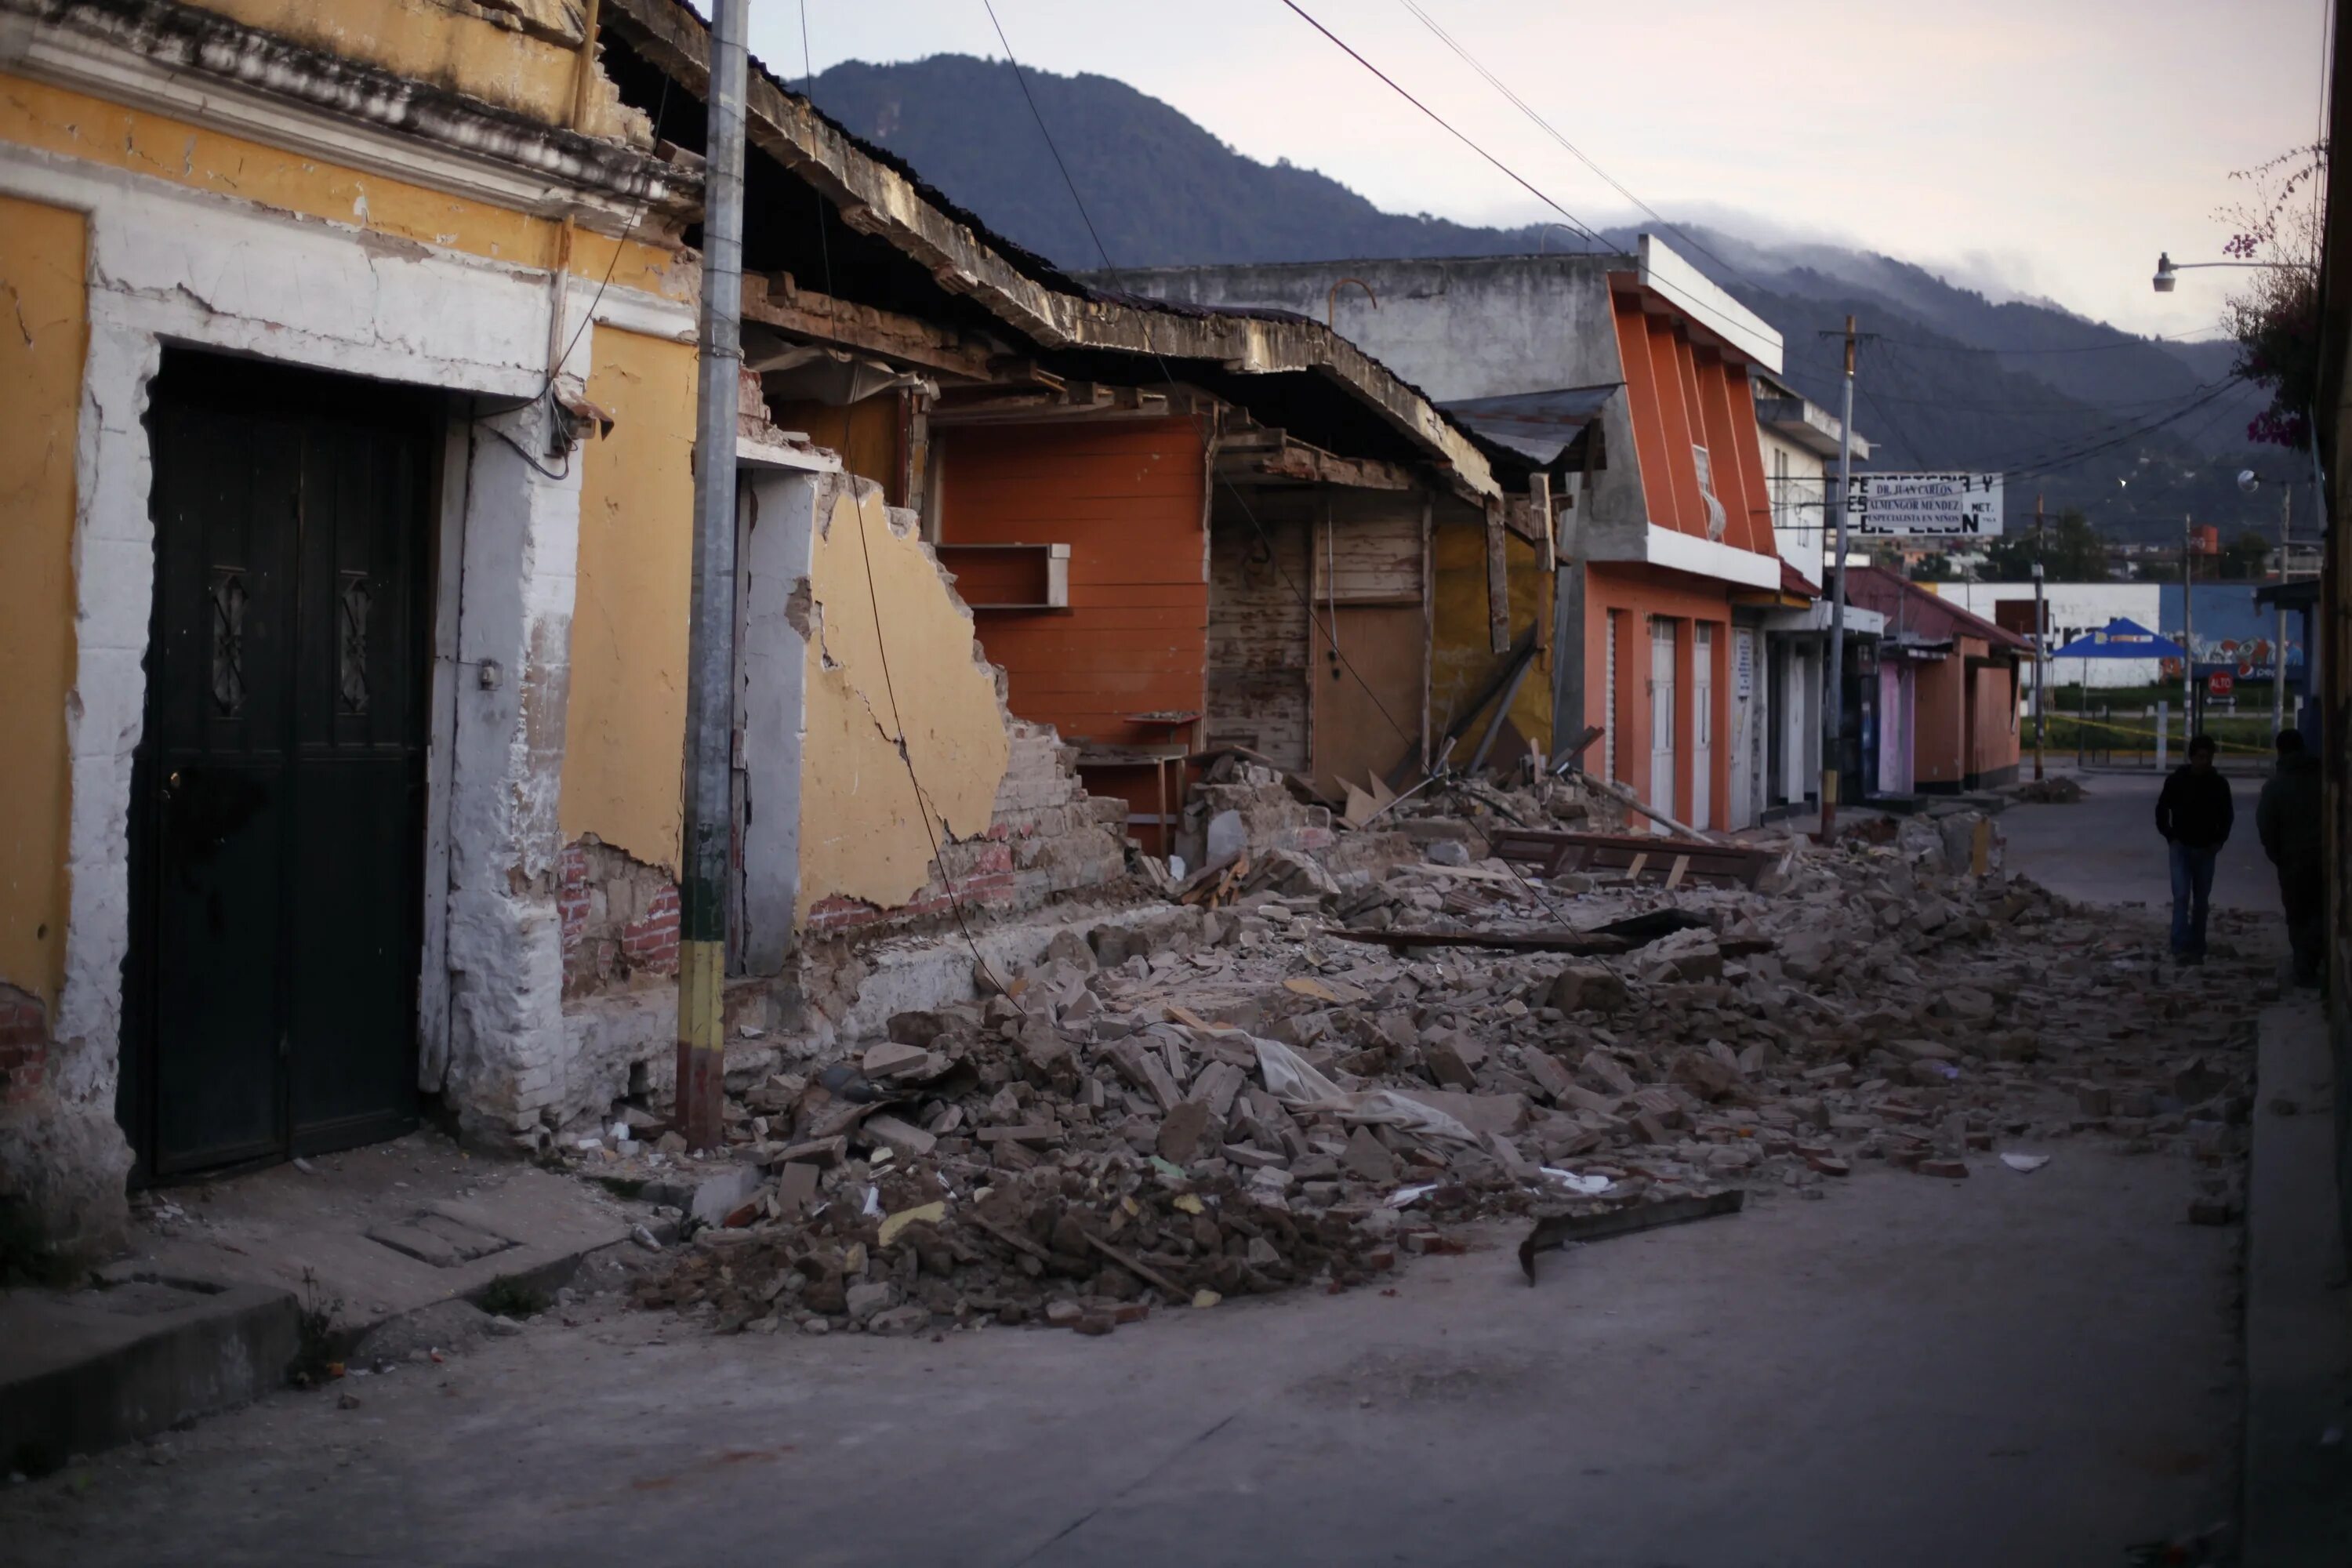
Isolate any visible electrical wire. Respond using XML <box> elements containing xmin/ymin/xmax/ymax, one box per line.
<box><xmin>984</xmin><ymin>0</ymin><xmax>1425</xmax><ymax>757</ymax></box>
<box><xmin>1790</xmin><ymin>328</ymin><xmax>2248</xmax><ymax>482</ymax></box>
<box><xmin>1998</xmin><ymin>380</ymin><xmax>2245</xmax><ymax>483</ymax></box>
<box><xmin>847</xmin><ymin>496</ymin><xmax>1025</xmax><ymax>1011</ymax></box>
<box><xmin>1270</xmin><ymin>0</ymin><xmax>1604</xmax><ymax>250</ymax></box>
<box><xmin>481</xmin><ymin>421</ymin><xmax>572</xmax><ymax>481</ymax></box>
<box><xmin>471</xmin><ymin>76</ymin><xmax>673</xmax><ymax>427</ymax></box>
<box><xmin>799</xmin><ymin>0</ymin><xmax>836</xmax><ymax>299</ymax></box>
<box><xmin>1396</xmin><ymin>0</ymin><xmax>1762</xmax><ymax>296</ymax></box>
<box><xmin>1864</xmin><ymin>328</ymin><xmax>2232</xmax><ymax>357</ymax></box>
<box><xmin>974</xmin><ymin>2</ymin><xmax>1599</xmax><ymax>945</ymax></box>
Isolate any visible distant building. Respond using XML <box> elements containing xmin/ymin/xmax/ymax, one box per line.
<box><xmin>1111</xmin><ymin>238</ymin><xmax>1882</xmax><ymax>831</ymax></box>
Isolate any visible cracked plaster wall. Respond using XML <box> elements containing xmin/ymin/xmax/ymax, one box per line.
<box><xmin>796</xmin><ymin>477</ymin><xmax>1011</xmax><ymax>922</ymax></box>
<box><xmin>0</xmin><ymin>88</ymin><xmax>698</xmax><ymax>1244</ymax></box>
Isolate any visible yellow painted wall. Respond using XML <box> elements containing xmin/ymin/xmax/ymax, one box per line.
<box><xmin>183</xmin><ymin>0</ymin><xmax>642</xmax><ymax>141</ymax></box>
<box><xmin>798</xmin><ymin>483</ymin><xmax>1010</xmax><ymax>919</ymax></box>
<box><xmin>0</xmin><ymin>198</ymin><xmax>88</xmax><ymax>1009</ymax></box>
<box><xmin>1430</xmin><ymin>522</ymin><xmax>1552</xmax><ymax>757</ymax></box>
<box><xmin>0</xmin><ymin>74</ymin><xmax>686</xmax><ymax>298</ymax></box>
<box><xmin>559</xmin><ymin>327</ymin><xmax>699</xmax><ymax>870</ymax></box>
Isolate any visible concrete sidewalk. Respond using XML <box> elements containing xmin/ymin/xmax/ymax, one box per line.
<box><xmin>2244</xmin><ymin>996</ymin><xmax>2352</xmax><ymax>1564</ymax></box>
<box><xmin>1</xmin><ymin>1129</ymin><xmax>633</xmax><ymax>1468</ymax></box>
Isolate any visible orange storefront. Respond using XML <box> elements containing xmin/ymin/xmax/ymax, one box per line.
<box><xmin>1579</xmin><ymin>281</ymin><xmax>1780</xmax><ymax>831</ymax></box>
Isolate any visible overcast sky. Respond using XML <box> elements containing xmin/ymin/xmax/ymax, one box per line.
<box><xmin>748</xmin><ymin>0</ymin><xmax>2328</xmax><ymax>338</ymax></box>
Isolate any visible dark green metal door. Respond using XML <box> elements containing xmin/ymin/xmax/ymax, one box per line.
<box><xmin>127</xmin><ymin>354</ymin><xmax>433</xmax><ymax>1178</ymax></box>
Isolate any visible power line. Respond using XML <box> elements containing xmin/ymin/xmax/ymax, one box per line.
<box><xmin>1397</xmin><ymin>0</ymin><xmax>1762</xmax><ymax>294</ymax></box>
<box><xmin>982</xmin><ymin>0</ymin><xmax>1423</xmax><ymax>757</ymax></box>
<box><xmin>1787</xmin><ymin>332</ymin><xmax>2246</xmax><ymax>481</ymax></box>
<box><xmin>1272</xmin><ymin>0</ymin><xmax>1604</xmax><ymax>249</ymax></box>
<box><xmin>798</xmin><ymin>1</ymin><xmax>834</xmax><ymax>298</ymax></box>
<box><xmin>1866</xmin><ymin>328</ymin><xmax>2232</xmax><ymax>357</ymax></box>
<box><xmin>1999</xmin><ymin>380</ymin><xmax>2244</xmax><ymax>483</ymax></box>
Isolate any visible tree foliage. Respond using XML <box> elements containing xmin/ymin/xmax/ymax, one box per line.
<box><xmin>2218</xmin><ymin>529</ymin><xmax>2274</xmax><ymax>580</ymax></box>
<box><xmin>1980</xmin><ymin>510</ymin><xmax>2110</xmax><ymax>582</ymax></box>
<box><xmin>2219</xmin><ymin>144</ymin><xmax>2326</xmax><ymax>450</ymax></box>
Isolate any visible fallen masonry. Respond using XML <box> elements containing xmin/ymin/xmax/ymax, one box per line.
<box><xmin>590</xmin><ymin>795</ymin><xmax>2270</xmax><ymax>1338</ymax></box>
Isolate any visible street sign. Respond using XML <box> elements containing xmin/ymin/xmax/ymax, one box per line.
<box><xmin>2208</xmin><ymin>670</ymin><xmax>2234</xmax><ymax>697</ymax></box>
<box><xmin>1844</xmin><ymin>473</ymin><xmax>2005</xmax><ymax>537</ymax></box>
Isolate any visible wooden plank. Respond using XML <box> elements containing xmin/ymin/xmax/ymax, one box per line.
<box><xmin>1322</xmin><ymin>927</ymin><xmax>1629</xmax><ymax>956</ymax></box>
<box><xmin>1311</xmin><ymin>510</ymin><xmax>1424</xmax><ymax>604</ymax></box>
<box><xmin>1519</xmin><ymin>1190</ymin><xmax>1745</xmax><ymax>1285</ymax></box>
<box><xmin>1664</xmin><ymin>855</ymin><xmax>1690</xmax><ymax>889</ymax></box>
<box><xmin>1624</xmin><ymin>852</ymin><xmax>1649</xmax><ymax>881</ymax></box>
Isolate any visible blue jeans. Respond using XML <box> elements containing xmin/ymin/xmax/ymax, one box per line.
<box><xmin>2169</xmin><ymin>841</ymin><xmax>2218</xmax><ymax>956</ymax></box>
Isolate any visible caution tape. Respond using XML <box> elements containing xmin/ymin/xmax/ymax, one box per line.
<box><xmin>2048</xmin><ymin>713</ymin><xmax>2274</xmax><ymax>755</ymax></box>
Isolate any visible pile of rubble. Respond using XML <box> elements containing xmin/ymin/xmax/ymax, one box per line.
<box><xmin>604</xmin><ymin>808</ymin><xmax>2265</xmax><ymax>1338</ymax></box>
<box><xmin>2012</xmin><ymin>775</ymin><xmax>2087</xmax><ymax>804</ymax></box>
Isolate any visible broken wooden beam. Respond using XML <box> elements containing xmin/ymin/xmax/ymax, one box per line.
<box><xmin>1519</xmin><ymin>1189</ymin><xmax>1745</xmax><ymax>1285</ymax></box>
<box><xmin>1320</xmin><ymin>927</ymin><xmax>1628</xmax><ymax>956</ymax></box>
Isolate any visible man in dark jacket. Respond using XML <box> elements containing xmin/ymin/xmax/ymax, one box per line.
<box><xmin>2256</xmin><ymin>728</ymin><xmax>2325</xmax><ymax>986</ymax></box>
<box><xmin>2156</xmin><ymin>734</ymin><xmax>2232</xmax><ymax>962</ymax></box>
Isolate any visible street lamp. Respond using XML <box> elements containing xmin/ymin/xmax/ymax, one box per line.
<box><xmin>2152</xmin><ymin>250</ymin><xmax>2316</xmax><ymax>292</ymax></box>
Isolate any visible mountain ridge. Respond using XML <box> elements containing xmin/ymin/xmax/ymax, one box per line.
<box><xmin>807</xmin><ymin>53</ymin><xmax>2278</xmax><ymax>545</ymax></box>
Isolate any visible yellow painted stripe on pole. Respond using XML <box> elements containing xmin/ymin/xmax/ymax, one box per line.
<box><xmin>678</xmin><ymin>938</ymin><xmax>725</xmax><ymax>1054</ymax></box>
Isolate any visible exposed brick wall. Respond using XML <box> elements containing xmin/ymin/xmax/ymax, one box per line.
<box><xmin>559</xmin><ymin>837</ymin><xmax>682</xmax><ymax>999</ymax></box>
<box><xmin>1</xmin><ymin>982</ymin><xmax>46</xmax><ymax>1106</ymax></box>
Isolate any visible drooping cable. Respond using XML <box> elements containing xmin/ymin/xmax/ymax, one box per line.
<box><xmin>983</xmin><ymin>0</ymin><xmax>1425</xmax><ymax>756</ymax></box>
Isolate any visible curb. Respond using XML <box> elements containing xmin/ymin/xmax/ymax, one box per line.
<box><xmin>0</xmin><ymin>1276</ymin><xmax>299</xmax><ymax>1475</ymax></box>
<box><xmin>2242</xmin><ymin>997</ymin><xmax>2352</xmax><ymax>1564</ymax></box>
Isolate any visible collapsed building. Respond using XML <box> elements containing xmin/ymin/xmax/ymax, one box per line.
<box><xmin>0</xmin><ymin>0</ymin><xmax>1557</xmax><ymax>1254</ymax></box>
<box><xmin>1110</xmin><ymin>246</ymin><xmax>1896</xmax><ymax>830</ymax></box>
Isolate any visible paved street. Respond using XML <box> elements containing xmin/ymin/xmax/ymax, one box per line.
<box><xmin>2004</xmin><ymin>765</ymin><xmax>2283</xmax><ymax>919</ymax></box>
<box><xmin>0</xmin><ymin>798</ymin><xmax>2272</xmax><ymax>1568</ymax></box>
<box><xmin>4</xmin><ymin>1155</ymin><xmax>2240</xmax><ymax>1568</ymax></box>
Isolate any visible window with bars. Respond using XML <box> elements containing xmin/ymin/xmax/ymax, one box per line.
<box><xmin>337</xmin><ymin>570</ymin><xmax>372</xmax><ymax>715</ymax></box>
<box><xmin>209</xmin><ymin>568</ymin><xmax>247</xmax><ymax>717</ymax></box>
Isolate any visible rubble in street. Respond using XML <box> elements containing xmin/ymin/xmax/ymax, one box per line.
<box><xmin>586</xmin><ymin>787</ymin><xmax>2268</xmax><ymax>1339</ymax></box>
<box><xmin>2012</xmin><ymin>776</ymin><xmax>2087</xmax><ymax>804</ymax></box>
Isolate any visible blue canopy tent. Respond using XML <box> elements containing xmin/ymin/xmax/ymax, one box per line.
<box><xmin>2049</xmin><ymin>617</ymin><xmax>2187</xmax><ymax>662</ymax></box>
<box><xmin>2048</xmin><ymin>619</ymin><xmax>2189</xmax><ymax>766</ymax></box>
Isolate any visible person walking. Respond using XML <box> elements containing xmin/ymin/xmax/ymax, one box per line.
<box><xmin>2256</xmin><ymin>728</ymin><xmax>2325</xmax><ymax>987</ymax></box>
<box><xmin>2156</xmin><ymin>733</ymin><xmax>2233</xmax><ymax>964</ymax></box>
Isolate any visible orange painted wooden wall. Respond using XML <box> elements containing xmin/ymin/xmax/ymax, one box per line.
<box><xmin>937</xmin><ymin>418</ymin><xmax>1207</xmax><ymax>746</ymax></box>
<box><xmin>1610</xmin><ymin>292</ymin><xmax>1776</xmax><ymax>558</ymax></box>
<box><xmin>1969</xmin><ymin>648</ymin><xmax>2021</xmax><ymax>780</ymax></box>
<box><xmin>1581</xmin><ymin>561</ymin><xmax>1737</xmax><ymax>829</ymax></box>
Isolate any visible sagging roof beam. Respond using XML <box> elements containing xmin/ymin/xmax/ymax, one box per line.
<box><xmin>742</xmin><ymin>273</ymin><xmax>1000</xmax><ymax>383</ymax></box>
<box><xmin>601</xmin><ymin>0</ymin><xmax>1502</xmax><ymax>501</ymax></box>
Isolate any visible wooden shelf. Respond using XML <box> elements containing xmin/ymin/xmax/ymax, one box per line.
<box><xmin>935</xmin><ymin>541</ymin><xmax>1071</xmax><ymax>612</ymax></box>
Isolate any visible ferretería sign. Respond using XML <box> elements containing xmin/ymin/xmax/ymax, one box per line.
<box><xmin>1842</xmin><ymin>473</ymin><xmax>2004</xmax><ymax>536</ymax></box>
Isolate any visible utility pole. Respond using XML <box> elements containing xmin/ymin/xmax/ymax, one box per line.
<box><xmin>676</xmin><ymin>0</ymin><xmax>749</xmax><ymax>1151</ymax></box>
<box><xmin>2032</xmin><ymin>493</ymin><xmax>2045</xmax><ymax>781</ymax></box>
<box><xmin>1820</xmin><ymin>315</ymin><xmax>1857</xmax><ymax>840</ymax></box>
<box><xmin>2274</xmin><ymin>484</ymin><xmax>2291</xmax><ymax>737</ymax></box>
<box><xmin>2182</xmin><ymin>513</ymin><xmax>2198</xmax><ymax>737</ymax></box>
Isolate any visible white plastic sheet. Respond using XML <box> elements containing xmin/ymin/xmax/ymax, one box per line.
<box><xmin>1250</xmin><ymin>1036</ymin><xmax>1482</xmax><ymax>1144</ymax></box>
